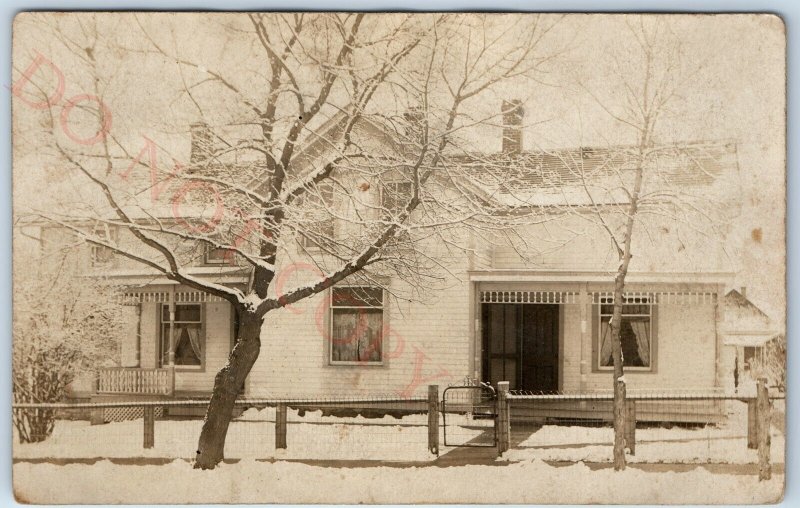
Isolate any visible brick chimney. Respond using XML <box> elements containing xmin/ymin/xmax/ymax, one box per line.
<box><xmin>190</xmin><ymin>122</ymin><xmax>214</xmax><ymax>164</ymax></box>
<box><xmin>501</xmin><ymin>100</ymin><xmax>524</xmax><ymax>154</ymax></box>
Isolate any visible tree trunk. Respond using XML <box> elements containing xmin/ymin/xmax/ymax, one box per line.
<box><xmin>611</xmin><ymin>273</ymin><xmax>627</xmax><ymax>471</ymax></box>
<box><xmin>195</xmin><ymin>309</ymin><xmax>263</xmax><ymax>469</ymax></box>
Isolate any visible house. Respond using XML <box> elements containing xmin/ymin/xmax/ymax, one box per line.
<box><xmin>719</xmin><ymin>288</ymin><xmax>782</xmax><ymax>392</ymax></box>
<box><xmin>35</xmin><ymin>102</ymin><xmax>743</xmax><ymax>423</ymax></box>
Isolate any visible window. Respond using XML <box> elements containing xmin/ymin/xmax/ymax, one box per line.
<box><xmin>330</xmin><ymin>287</ymin><xmax>384</xmax><ymax>364</ymax></box>
<box><xmin>160</xmin><ymin>304</ymin><xmax>203</xmax><ymax>368</ymax></box>
<box><xmin>203</xmin><ymin>243</ymin><xmax>231</xmax><ymax>265</ymax></box>
<box><xmin>744</xmin><ymin>346</ymin><xmax>761</xmax><ymax>370</ymax></box>
<box><xmin>381</xmin><ymin>181</ymin><xmax>414</xmax><ymax>219</ymax></box>
<box><xmin>597</xmin><ymin>296</ymin><xmax>653</xmax><ymax>370</ymax></box>
<box><xmin>90</xmin><ymin>224</ymin><xmax>117</xmax><ymax>267</ymax></box>
<box><xmin>299</xmin><ymin>184</ymin><xmax>334</xmax><ymax>249</ymax></box>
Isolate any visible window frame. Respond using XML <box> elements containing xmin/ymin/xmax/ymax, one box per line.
<box><xmin>203</xmin><ymin>242</ymin><xmax>232</xmax><ymax>265</ymax></box>
<box><xmin>298</xmin><ymin>183</ymin><xmax>335</xmax><ymax>250</ymax></box>
<box><xmin>90</xmin><ymin>223</ymin><xmax>117</xmax><ymax>267</ymax></box>
<box><xmin>592</xmin><ymin>296</ymin><xmax>658</xmax><ymax>373</ymax></box>
<box><xmin>328</xmin><ymin>286</ymin><xmax>385</xmax><ymax>366</ymax></box>
<box><xmin>158</xmin><ymin>303</ymin><xmax>206</xmax><ymax>371</ymax></box>
<box><xmin>380</xmin><ymin>181</ymin><xmax>414</xmax><ymax>219</ymax></box>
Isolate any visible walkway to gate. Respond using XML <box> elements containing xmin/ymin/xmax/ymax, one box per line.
<box><xmin>437</xmin><ymin>424</ymin><xmax>540</xmax><ymax>465</ymax></box>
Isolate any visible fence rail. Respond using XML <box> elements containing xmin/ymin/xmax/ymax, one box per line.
<box><xmin>507</xmin><ymin>391</ymin><xmax>785</xmax><ymax>401</ymax></box>
<box><xmin>12</xmin><ymin>390</ymin><xmax>440</xmax><ymax>463</ymax></box>
<box><xmin>12</xmin><ymin>396</ymin><xmax>429</xmax><ymax>410</ymax></box>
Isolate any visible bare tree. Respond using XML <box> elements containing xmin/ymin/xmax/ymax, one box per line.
<box><xmin>12</xmin><ymin>13</ymin><xmax>565</xmax><ymax>468</ymax></box>
<box><xmin>566</xmin><ymin>18</ymin><xmax>738</xmax><ymax>470</ymax></box>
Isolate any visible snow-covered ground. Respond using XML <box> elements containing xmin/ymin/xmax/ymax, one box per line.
<box><xmin>503</xmin><ymin>423</ymin><xmax>785</xmax><ymax>464</ymax></box>
<box><xmin>12</xmin><ymin>403</ymin><xmax>786</xmax><ymax>503</ymax></box>
<box><xmin>12</xmin><ymin>458</ymin><xmax>784</xmax><ymax>504</ymax></box>
<box><xmin>13</xmin><ymin>401</ymin><xmax>784</xmax><ymax>465</ymax></box>
<box><xmin>505</xmin><ymin>400</ymin><xmax>785</xmax><ymax>464</ymax></box>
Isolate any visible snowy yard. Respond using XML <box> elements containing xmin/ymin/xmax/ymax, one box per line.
<box><xmin>13</xmin><ymin>402</ymin><xmax>786</xmax><ymax>465</ymax></box>
<box><xmin>502</xmin><ymin>397</ymin><xmax>786</xmax><ymax>465</ymax></box>
<box><xmin>13</xmin><ymin>406</ymin><xmax>481</xmax><ymax>462</ymax></box>
<box><xmin>504</xmin><ymin>422</ymin><xmax>785</xmax><ymax>465</ymax></box>
<box><xmin>13</xmin><ymin>401</ymin><xmax>785</xmax><ymax>465</ymax></box>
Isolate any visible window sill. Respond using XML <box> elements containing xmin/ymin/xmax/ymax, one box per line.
<box><xmin>594</xmin><ymin>367</ymin><xmax>654</xmax><ymax>373</ymax></box>
<box><xmin>329</xmin><ymin>361</ymin><xmax>384</xmax><ymax>367</ymax></box>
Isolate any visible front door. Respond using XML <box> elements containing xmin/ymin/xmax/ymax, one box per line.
<box><xmin>481</xmin><ymin>304</ymin><xmax>559</xmax><ymax>392</ymax></box>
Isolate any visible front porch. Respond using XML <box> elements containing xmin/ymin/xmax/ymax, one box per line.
<box><xmin>94</xmin><ymin>285</ymin><xmax>239</xmax><ymax>400</ymax></box>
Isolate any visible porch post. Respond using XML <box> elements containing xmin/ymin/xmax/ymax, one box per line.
<box><xmin>167</xmin><ymin>287</ymin><xmax>176</xmax><ymax>396</ymax></box>
<box><xmin>579</xmin><ymin>284</ymin><xmax>589</xmax><ymax>393</ymax></box>
<box><xmin>756</xmin><ymin>377</ymin><xmax>772</xmax><ymax>481</ymax></box>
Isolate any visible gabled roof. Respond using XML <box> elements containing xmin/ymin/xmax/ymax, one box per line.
<box><xmin>722</xmin><ymin>289</ymin><xmax>779</xmax><ymax>346</ymax></box>
<box><xmin>724</xmin><ymin>289</ymin><xmax>771</xmax><ymax>320</ymax></box>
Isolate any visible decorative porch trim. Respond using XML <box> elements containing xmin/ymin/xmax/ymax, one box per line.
<box><xmin>480</xmin><ymin>290</ymin><xmax>579</xmax><ymax>304</ymax></box>
<box><xmin>118</xmin><ymin>290</ymin><xmax>228</xmax><ymax>305</ymax></box>
<box><xmin>591</xmin><ymin>291</ymin><xmax>717</xmax><ymax>305</ymax></box>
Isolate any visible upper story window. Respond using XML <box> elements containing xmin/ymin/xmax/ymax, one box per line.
<box><xmin>330</xmin><ymin>286</ymin><xmax>384</xmax><ymax>365</ymax></box>
<box><xmin>597</xmin><ymin>296</ymin><xmax>655</xmax><ymax>371</ymax></box>
<box><xmin>299</xmin><ymin>183</ymin><xmax>335</xmax><ymax>249</ymax></box>
<box><xmin>90</xmin><ymin>223</ymin><xmax>117</xmax><ymax>267</ymax></box>
<box><xmin>203</xmin><ymin>243</ymin><xmax>232</xmax><ymax>265</ymax></box>
<box><xmin>381</xmin><ymin>181</ymin><xmax>414</xmax><ymax>218</ymax></box>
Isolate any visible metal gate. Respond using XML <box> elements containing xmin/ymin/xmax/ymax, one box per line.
<box><xmin>442</xmin><ymin>383</ymin><xmax>497</xmax><ymax>447</ymax></box>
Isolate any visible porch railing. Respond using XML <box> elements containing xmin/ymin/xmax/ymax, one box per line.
<box><xmin>97</xmin><ymin>368</ymin><xmax>174</xmax><ymax>396</ymax></box>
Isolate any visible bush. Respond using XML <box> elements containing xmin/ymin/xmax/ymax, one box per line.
<box><xmin>13</xmin><ymin>253</ymin><xmax>129</xmax><ymax>443</ymax></box>
<box><xmin>750</xmin><ymin>334</ymin><xmax>786</xmax><ymax>392</ymax></box>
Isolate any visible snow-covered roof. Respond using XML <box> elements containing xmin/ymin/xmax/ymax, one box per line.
<box><xmin>450</xmin><ymin>139</ymin><xmax>739</xmax><ymax>208</ymax></box>
<box><xmin>721</xmin><ymin>289</ymin><xmax>780</xmax><ymax>345</ymax></box>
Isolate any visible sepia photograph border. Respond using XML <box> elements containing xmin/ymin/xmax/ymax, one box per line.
<box><xmin>1</xmin><ymin>0</ymin><xmax>797</xmax><ymax>507</ymax></box>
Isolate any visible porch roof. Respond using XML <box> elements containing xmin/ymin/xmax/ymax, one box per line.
<box><xmin>468</xmin><ymin>269</ymin><xmax>734</xmax><ymax>285</ymax></box>
<box><xmin>722</xmin><ymin>331</ymin><xmax>781</xmax><ymax>347</ymax></box>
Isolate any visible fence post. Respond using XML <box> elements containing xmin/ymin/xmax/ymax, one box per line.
<box><xmin>747</xmin><ymin>399</ymin><xmax>757</xmax><ymax>449</ymax></box>
<box><xmin>496</xmin><ymin>381</ymin><xmax>510</xmax><ymax>455</ymax></box>
<box><xmin>143</xmin><ymin>406</ymin><xmax>155</xmax><ymax>449</ymax></box>
<box><xmin>757</xmin><ymin>378</ymin><xmax>772</xmax><ymax>481</ymax></box>
<box><xmin>428</xmin><ymin>385</ymin><xmax>439</xmax><ymax>456</ymax></box>
<box><xmin>275</xmin><ymin>403</ymin><xmax>287</xmax><ymax>450</ymax></box>
<box><xmin>625</xmin><ymin>400</ymin><xmax>636</xmax><ymax>455</ymax></box>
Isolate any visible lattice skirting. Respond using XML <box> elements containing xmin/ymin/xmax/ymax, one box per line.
<box><xmin>103</xmin><ymin>406</ymin><xmax>164</xmax><ymax>422</ymax></box>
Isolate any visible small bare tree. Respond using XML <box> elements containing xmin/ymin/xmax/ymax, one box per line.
<box><xmin>568</xmin><ymin>17</ymin><xmax>737</xmax><ymax>470</ymax></box>
<box><xmin>13</xmin><ymin>13</ymin><xmax>566</xmax><ymax>468</ymax></box>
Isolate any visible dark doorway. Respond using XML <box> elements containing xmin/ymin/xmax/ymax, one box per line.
<box><xmin>481</xmin><ymin>304</ymin><xmax>559</xmax><ymax>392</ymax></box>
